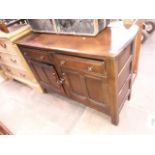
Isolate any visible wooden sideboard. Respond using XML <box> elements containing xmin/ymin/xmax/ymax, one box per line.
<box><xmin>0</xmin><ymin>25</ymin><xmax>43</xmax><ymax>92</ymax></box>
<box><xmin>15</xmin><ymin>24</ymin><xmax>138</xmax><ymax>125</ymax></box>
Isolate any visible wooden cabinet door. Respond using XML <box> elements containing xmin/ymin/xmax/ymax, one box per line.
<box><xmin>28</xmin><ymin>59</ymin><xmax>65</xmax><ymax>94</ymax></box>
<box><xmin>61</xmin><ymin>68</ymin><xmax>88</xmax><ymax>103</ymax></box>
<box><xmin>61</xmin><ymin>67</ymin><xmax>108</xmax><ymax>112</ymax></box>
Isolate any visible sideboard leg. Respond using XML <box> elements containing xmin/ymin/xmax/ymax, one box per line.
<box><xmin>128</xmin><ymin>93</ymin><xmax>131</xmax><ymax>100</ymax></box>
<box><xmin>111</xmin><ymin>114</ymin><xmax>119</xmax><ymax>125</ymax></box>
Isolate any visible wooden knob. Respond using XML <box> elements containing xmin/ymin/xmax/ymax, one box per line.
<box><xmin>88</xmin><ymin>66</ymin><xmax>93</xmax><ymax>72</ymax></box>
<box><xmin>60</xmin><ymin>60</ymin><xmax>66</xmax><ymax>66</ymax></box>
<box><xmin>6</xmin><ymin>68</ymin><xmax>11</xmax><ymax>72</ymax></box>
<box><xmin>10</xmin><ymin>58</ymin><xmax>17</xmax><ymax>63</ymax></box>
<box><xmin>20</xmin><ymin>73</ymin><xmax>26</xmax><ymax>77</ymax></box>
<box><xmin>62</xmin><ymin>73</ymin><xmax>66</xmax><ymax>76</ymax></box>
<box><xmin>52</xmin><ymin>73</ymin><xmax>56</xmax><ymax>79</ymax></box>
<box><xmin>52</xmin><ymin>73</ymin><xmax>56</xmax><ymax>76</ymax></box>
<box><xmin>24</xmin><ymin>52</ymin><xmax>28</xmax><ymax>56</ymax></box>
<box><xmin>40</xmin><ymin>55</ymin><xmax>45</xmax><ymax>60</ymax></box>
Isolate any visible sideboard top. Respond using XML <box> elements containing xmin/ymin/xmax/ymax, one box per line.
<box><xmin>15</xmin><ymin>23</ymin><xmax>138</xmax><ymax>59</ymax></box>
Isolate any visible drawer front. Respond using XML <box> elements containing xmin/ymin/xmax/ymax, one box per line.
<box><xmin>0</xmin><ymin>39</ymin><xmax>17</xmax><ymax>55</ymax></box>
<box><xmin>20</xmin><ymin>47</ymin><xmax>53</xmax><ymax>64</ymax></box>
<box><xmin>2</xmin><ymin>65</ymin><xmax>15</xmax><ymax>77</ymax></box>
<box><xmin>55</xmin><ymin>54</ymin><xmax>106</xmax><ymax>76</ymax></box>
<box><xmin>16</xmin><ymin>69</ymin><xmax>30</xmax><ymax>81</ymax></box>
<box><xmin>0</xmin><ymin>53</ymin><xmax>24</xmax><ymax>70</ymax></box>
<box><xmin>2</xmin><ymin>65</ymin><xmax>32</xmax><ymax>81</ymax></box>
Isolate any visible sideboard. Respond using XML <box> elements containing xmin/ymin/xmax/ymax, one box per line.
<box><xmin>15</xmin><ymin>24</ymin><xmax>138</xmax><ymax>125</ymax></box>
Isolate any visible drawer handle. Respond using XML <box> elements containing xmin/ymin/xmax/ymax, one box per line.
<box><xmin>56</xmin><ymin>73</ymin><xmax>65</xmax><ymax>88</ymax></box>
<box><xmin>0</xmin><ymin>43</ymin><xmax>7</xmax><ymax>48</ymax></box>
<box><xmin>10</xmin><ymin>58</ymin><xmax>17</xmax><ymax>63</ymax></box>
<box><xmin>24</xmin><ymin>52</ymin><xmax>28</xmax><ymax>56</ymax></box>
<box><xmin>52</xmin><ymin>73</ymin><xmax>57</xmax><ymax>79</ymax></box>
<box><xmin>88</xmin><ymin>66</ymin><xmax>93</xmax><ymax>72</ymax></box>
<box><xmin>60</xmin><ymin>73</ymin><xmax>65</xmax><ymax>84</ymax></box>
<box><xmin>40</xmin><ymin>56</ymin><xmax>45</xmax><ymax>60</ymax></box>
<box><xmin>60</xmin><ymin>60</ymin><xmax>66</xmax><ymax>66</ymax></box>
<box><xmin>56</xmin><ymin>79</ymin><xmax>65</xmax><ymax>88</ymax></box>
<box><xmin>6</xmin><ymin>68</ymin><xmax>11</xmax><ymax>73</ymax></box>
<box><xmin>20</xmin><ymin>73</ymin><xmax>26</xmax><ymax>78</ymax></box>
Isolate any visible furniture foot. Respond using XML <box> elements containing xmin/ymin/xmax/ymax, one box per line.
<box><xmin>128</xmin><ymin>93</ymin><xmax>131</xmax><ymax>100</ymax></box>
<box><xmin>111</xmin><ymin>114</ymin><xmax>119</xmax><ymax>125</ymax></box>
<box><xmin>33</xmin><ymin>86</ymin><xmax>44</xmax><ymax>93</ymax></box>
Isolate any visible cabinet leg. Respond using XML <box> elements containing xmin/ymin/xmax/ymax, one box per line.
<box><xmin>128</xmin><ymin>92</ymin><xmax>131</xmax><ymax>100</ymax></box>
<box><xmin>34</xmin><ymin>87</ymin><xmax>44</xmax><ymax>93</ymax></box>
<box><xmin>111</xmin><ymin>114</ymin><xmax>119</xmax><ymax>125</ymax></box>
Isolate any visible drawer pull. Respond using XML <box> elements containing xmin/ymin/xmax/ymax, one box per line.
<box><xmin>60</xmin><ymin>60</ymin><xmax>66</xmax><ymax>66</ymax></box>
<box><xmin>20</xmin><ymin>73</ymin><xmax>26</xmax><ymax>78</ymax></box>
<box><xmin>88</xmin><ymin>66</ymin><xmax>93</xmax><ymax>72</ymax></box>
<box><xmin>6</xmin><ymin>68</ymin><xmax>11</xmax><ymax>73</ymax></box>
<box><xmin>10</xmin><ymin>58</ymin><xmax>17</xmax><ymax>63</ymax></box>
<box><xmin>56</xmin><ymin>73</ymin><xmax>65</xmax><ymax>88</ymax></box>
<box><xmin>24</xmin><ymin>52</ymin><xmax>28</xmax><ymax>56</ymax></box>
<box><xmin>52</xmin><ymin>73</ymin><xmax>56</xmax><ymax>76</ymax></box>
<box><xmin>40</xmin><ymin>55</ymin><xmax>45</xmax><ymax>60</ymax></box>
<box><xmin>60</xmin><ymin>78</ymin><xmax>65</xmax><ymax>84</ymax></box>
<box><xmin>0</xmin><ymin>43</ymin><xmax>7</xmax><ymax>48</ymax></box>
<box><xmin>52</xmin><ymin>73</ymin><xmax>56</xmax><ymax>79</ymax></box>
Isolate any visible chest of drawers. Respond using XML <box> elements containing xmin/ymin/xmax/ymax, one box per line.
<box><xmin>16</xmin><ymin>24</ymin><xmax>138</xmax><ymax>125</ymax></box>
<box><xmin>0</xmin><ymin>25</ymin><xmax>43</xmax><ymax>92</ymax></box>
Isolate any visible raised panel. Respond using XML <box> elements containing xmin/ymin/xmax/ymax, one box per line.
<box><xmin>118</xmin><ymin>58</ymin><xmax>132</xmax><ymax>91</ymax></box>
<box><xmin>118</xmin><ymin>76</ymin><xmax>131</xmax><ymax>111</ymax></box>
<box><xmin>28</xmin><ymin>59</ymin><xmax>63</xmax><ymax>94</ymax></box>
<box><xmin>117</xmin><ymin>44</ymin><xmax>131</xmax><ymax>73</ymax></box>
<box><xmin>63</xmin><ymin>69</ymin><xmax>88</xmax><ymax>102</ymax></box>
<box><xmin>67</xmin><ymin>72</ymin><xmax>85</xmax><ymax>96</ymax></box>
<box><xmin>85</xmin><ymin>75</ymin><xmax>107</xmax><ymax>104</ymax></box>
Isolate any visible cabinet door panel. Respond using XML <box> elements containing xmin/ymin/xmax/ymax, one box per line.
<box><xmin>85</xmin><ymin>75</ymin><xmax>107</xmax><ymax>107</ymax></box>
<box><xmin>63</xmin><ymin>69</ymin><xmax>88</xmax><ymax>102</ymax></box>
<box><xmin>28</xmin><ymin>59</ymin><xmax>64</xmax><ymax>94</ymax></box>
<box><xmin>61</xmin><ymin>67</ymin><xmax>108</xmax><ymax>111</ymax></box>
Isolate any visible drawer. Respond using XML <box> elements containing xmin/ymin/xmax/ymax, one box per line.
<box><xmin>2</xmin><ymin>65</ymin><xmax>15</xmax><ymax>77</ymax></box>
<box><xmin>20</xmin><ymin>47</ymin><xmax>53</xmax><ymax>64</ymax></box>
<box><xmin>55</xmin><ymin>54</ymin><xmax>106</xmax><ymax>75</ymax></box>
<box><xmin>0</xmin><ymin>53</ymin><xmax>25</xmax><ymax>70</ymax></box>
<box><xmin>16</xmin><ymin>69</ymin><xmax>32</xmax><ymax>81</ymax></box>
<box><xmin>2</xmin><ymin>65</ymin><xmax>32</xmax><ymax>81</ymax></box>
<box><xmin>0</xmin><ymin>38</ymin><xmax>17</xmax><ymax>55</ymax></box>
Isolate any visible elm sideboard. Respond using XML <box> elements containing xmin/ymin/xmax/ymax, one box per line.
<box><xmin>15</xmin><ymin>24</ymin><xmax>138</xmax><ymax>125</ymax></box>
